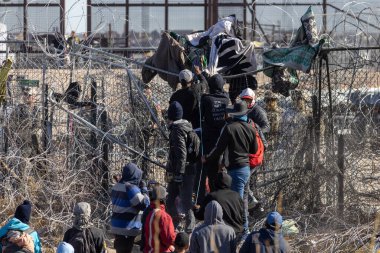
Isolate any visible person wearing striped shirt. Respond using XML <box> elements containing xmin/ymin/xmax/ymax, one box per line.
<box><xmin>110</xmin><ymin>163</ymin><xmax>150</xmax><ymax>253</ymax></box>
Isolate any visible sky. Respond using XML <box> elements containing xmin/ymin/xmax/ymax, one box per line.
<box><xmin>66</xmin><ymin>0</ymin><xmax>87</xmax><ymax>33</ymax></box>
<box><xmin>64</xmin><ymin>0</ymin><xmax>380</xmax><ymax>36</ymax></box>
<box><xmin>1</xmin><ymin>0</ymin><xmax>379</xmax><ymax>37</ymax></box>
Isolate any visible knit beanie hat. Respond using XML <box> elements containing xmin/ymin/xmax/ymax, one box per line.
<box><xmin>14</xmin><ymin>200</ymin><xmax>32</xmax><ymax>224</ymax></box>
<box><xmin>73</xmin><ymin>202</ymin><xmax>92</xmax><ymax>230</ymax></box>
<box><xmin>179</xmin><ymin>69</ymin><xmax>193</xmax><ymax>83</ymax></box>
<box><xmin>56</xmin><ymin>242</ymin><xmax>75</xmax><ymax>253</ymax></box>
<box><xmin>168</xmin><ymin>101</ymin><xmax>183</xmax><ymax>121</ymax></box>
<box><xmin>266</xmin><ymin>211</ymin><xmax>283</xmax><ymax>229</ymax></box>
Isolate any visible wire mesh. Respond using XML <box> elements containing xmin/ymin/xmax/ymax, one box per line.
<box><xmin>0</xmin><ymin>1</ymin><xmax>379</xmax><ymax>252</ymax></box>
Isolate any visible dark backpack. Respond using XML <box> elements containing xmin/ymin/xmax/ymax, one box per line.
<box><xmin>67</xmin><ymin>228</ymin><xmax>97</xmax><ymax>253</ymax></box>
<box><xmin>186</xmin><ymin>130</ymin><xmax>201</xmax><ymax>163</ymax></box>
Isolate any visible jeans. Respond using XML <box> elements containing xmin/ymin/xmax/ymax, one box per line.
<box><xmin>228</xmin><ymin>166</ymin><xmax>250</xmax><ymax>231</ymax></box>
<box><xmin>167</xmin><ymin>165</ymin><xmax>196</xmax><ymax>233</ymax></box>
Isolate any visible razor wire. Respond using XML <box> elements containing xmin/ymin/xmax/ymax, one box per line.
<box><xmin>0</xmin><ymin>1</ymin><xmax>379</xmax><ymax>252</ymax></box>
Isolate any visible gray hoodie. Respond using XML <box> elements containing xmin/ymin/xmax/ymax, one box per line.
<box><xmin>189</xmin><ymin>201</ymin><xmax>236</xmax><ymax>253</ymax></box>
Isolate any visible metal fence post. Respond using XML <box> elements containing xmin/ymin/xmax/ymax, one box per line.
<box><xmin>337</xmin><ymin>134</ymin><xmax>344</xmax><ymax>216</ymax></box>
<box><xmin>100</xmin><ymin>108</ymin><xmax>109</xmax><ymax>195</ymax></box>
<box><xmin>42</xmin><ymin>39</ymin><xmax>49</xmax><ymax>153</ymax></box>
<box><xmin>90</xmin><ymin>79</ymin><xmax>98</xmax><ymax>151</ymax></box>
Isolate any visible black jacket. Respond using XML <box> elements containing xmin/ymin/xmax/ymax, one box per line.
<box><xmin>200</xmin><ymin>84</ymin><xmax>229</xmax><ymax>152</ymax></box>
<box><xmin>194</xmin><ymin>172</ymin><xmax>245</xmax><ymax>234</ymax></box>
<box><xmin>206</xmin><ymin>119</ymin><xmax>258</xmax><ymax>169</ymax></box>
<box><xmin>248</xmin><ymin>104</ymin><xmax>270</xmax><ymax>133</ymax></box>
<box><xmin>63</xmin><ymin>227</ymin><xmax>105</xmax><ymax>253</ymax></box>
<box><xmin>166</xmin><ymin>119</ymin><xmax>193</xmax><ymax>175</ymax></box>
<box><xmin>169</xmin><ymin>80</ymin><xmax>204</xmax><ymax>128</ymax></box>
<box><xmin>239</xmin><ymin>228</ymin><xmax>290</xmax><ymax>253</ymax></box>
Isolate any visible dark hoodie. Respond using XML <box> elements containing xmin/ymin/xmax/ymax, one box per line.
<box><xmin>190</xmin><ymin>201</ymin><xmax>235</xmax><ymax>253</ymax></box>
<box><xmin>121</xmin><ymin>163</ymin><xmax>142</xmax><ymax>185</ymax></box>
<box><xmin>194</xmin><ymin>172</ymin><xmax>245</xmax><ymax>234</ymax></box>
<box><xmin>167</xmin><ymin>119</ymin><xmax>194</xmax><ymax>175</ymax></box>
<box><xmin>110</xmin><ymin>163</ymin><xmax>150</xmax><ymax>236</ymax></box>
<box><xmin>200</xmin><ymin>74</ymin><xmax>229</xmax><ymax>152</ymax></box>
<box><xmin>239</xmin><ymin>228</ymin><xmax>290</xmax><ymax>253</ymax></box>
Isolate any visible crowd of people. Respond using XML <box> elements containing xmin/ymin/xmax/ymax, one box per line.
<box><xmin>0</xmin><ymin>67</ymin><xmax>299</xmax><ymax>253</ymax></box>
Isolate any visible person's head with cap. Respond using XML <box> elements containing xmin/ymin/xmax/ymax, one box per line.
<box><xmin>14</xmin><ymin>200</ymin><xmax>32</xmax><ymax>224</ymax></box>
<box><xmin>174</xmin><ymin>232</ymin><xmax>189</xmax><ymax>253</ymax></box>
<box><xmin>57</xmin><ymin>242</ymin><xmax>75</xmax><ymax>253</ymax></box>
<box><xmin>265</xmin><ymin>211</ymin><xmax>283</xmax><ymax>231</ymax></box>
<box><xmin>167</xmin><ymin>101</ymin><xmax>183</xmax><ymax>123</ymax></box>
<box><xmin>239</xmin><ymin>88</ymin><xmax>256</xmax><ymax>109</ymax></box>
<box><xmin>179</xmin><ymin>69</ymin><xmax>193</xmax><ymax>88</ymax></box>
<box><xmin>73</xmin><ymin>202</ymin><xmax>92</xmax><ymax>230</ymax></box>
<box><xmin>21</xmin><ymin>87</ymin><xmax>35</xmax><ymax>106</ymax></box>
<box><xmin>264</xmin><ymin>90</ymin><xmax>278</xmax><ymax>110</ymax></box>
<box><xmin>225</xmin><ymin>100</ymin><xmax>249</xmax><ymax>122</ymax></box>
<box><xmin>208</xmin><ymin>74</ymin><xmax>225</xmax><ymax>94</ymax></box>
<box><xmin>151</xmin><ymin>185</ymin><xmax>167</xmax><ymax>207</ymax></box>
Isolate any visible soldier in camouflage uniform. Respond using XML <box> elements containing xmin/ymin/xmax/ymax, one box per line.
<box><xmin>133</xmin><ymin>84</ymin><xmax>163</xmax><ymax>177</ymax></box>
<box><xmin>263</xmin><ymin>90</ymin><xmax>283</xmax><ymax>152</ymax></box>
<box><xmin>72</xmin><ymin>103</ymin><xmax>112</xmax><ymax>170</ymax></box>
<box><xmin>7</xmin><ymin>87</ymin><xmax>42</xmax><ymax>157</ymax></box>
<box><xmin>278</xmin><ymin>90</ymin><xmax>312</xmax><ymax>169</ymax></box>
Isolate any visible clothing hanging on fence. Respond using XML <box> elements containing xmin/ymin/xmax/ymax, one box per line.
<box><xmin>141</xmin><ymin>32</ymin><xmax>186</xmax><ymax>90</ymax></box>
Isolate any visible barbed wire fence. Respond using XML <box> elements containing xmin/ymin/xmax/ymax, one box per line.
<box><xmin>0</xmin><ymin>1</ymin><xmax>380</xmax><ymax>252</ymax></box>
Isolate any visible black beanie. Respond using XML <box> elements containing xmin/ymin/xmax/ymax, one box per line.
<box><xmin>168</xmin><ymin>101</ymin><xmax>183</xmax><ymax>121</ymax></box>
<box><xmin>14</xmin><ymin>200</ymin><xmax>32</xmax><ymax>224</ymax></box>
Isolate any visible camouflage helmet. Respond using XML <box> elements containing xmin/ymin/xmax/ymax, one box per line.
<box><xmin>264</xmin><ymin>90</ymin><xmax>278</xmax><ymax>102</ymax></box>
<box><xmin>21</xmin><ymin>86</ymin><xmax>34</xmax><ymax>96</ymax></box>
<box><xmin>290</xmin><ymin>89</ymin><xmax>304</xmax><ymax>101</ymax></box>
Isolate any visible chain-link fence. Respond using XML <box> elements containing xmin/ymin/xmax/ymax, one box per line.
<box><xmin>0</xmin><ymin>1</ymin><xmax>380</xmax><ymax>251</ymax></box>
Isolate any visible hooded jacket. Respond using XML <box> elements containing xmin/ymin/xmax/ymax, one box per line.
<box><xmin>194</xmin><ymin>172</ymin><xmax>245</xmax><ymax>234</ymax></box>
<box><xmin>166</xmin><ymin>119</ymin><xmax>194</xmax><ymax>175</ymax></box>
<box><xmin>110</xmin><ymin>163</ymin><xmax>150</xmax><ymax>236</ymax></box>
<box><xmin>190</xmin><ymin>201</ymin><xmax>235</xmax><ymax>253</ymax></box>
<box><xmin>200</xmin><ymin>75</ymin><xmax>229</xmax><ymax>152</ymax></box>
<box><xmin>239</xmin><ymin>227</ymin><xmax>290</xmax><ymax>253</ymax></box>
<box><xmin>248</xmin><ymin>104</ymin><xmax>270</xmax><ymax>134</ymax></box>
<box><xmin>0</xmin><ymin>218</ymin><xmax>42</xmax><ymax>253</ymax></box>
<box><xmin>143</xmin><ymin>203</ymin><xmax>176</xmax><ymax>253</ymax></box>
<box><xmin>169</xmin><ymin>84</ymin><xmax>201</xmax><ymax>128</ymax></box>
<box><xmin>206</xmin><ymin>118</ymin><xmax>258</xmax><ymax>169</ymax></box>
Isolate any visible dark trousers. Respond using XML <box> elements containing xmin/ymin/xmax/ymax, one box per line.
<box><xmin>114</xmin><ymin>234</ymin><xmax>135</xmax><ymax>253</ymax></box>
<box><xmin>195</xmin><ymin>158</ymin><xmax>219</xmax><ymax>205</ymax></box>
<box><xmin>167</xmin><ymin>165</ymin><xmax>196</xmax><ymax>232</ymax></box>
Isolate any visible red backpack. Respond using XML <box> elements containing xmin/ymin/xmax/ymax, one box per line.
<box><xmin>249</xmin><ymin>122</ymin><xmax>265</xmax><ymax>169</ymax></box>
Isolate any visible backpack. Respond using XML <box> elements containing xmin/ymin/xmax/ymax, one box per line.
<box><xmin>1</xmin><ymin>228</ymin><xmax>35</xmax><ymax>253</ymax></box>
<box><xmin>186</xmin><ymin>130</ymin><xmax>201</xmax><ymax>164</ymax></box>
<box><xmin>249</xmin><ymin>121</ymin><xmax>265</xmax><ymax>169</ymax></box>
<box><xmin>67</xmin><ymin>228</ymin><xmax>97</xmax><ymax>253</ymax></box>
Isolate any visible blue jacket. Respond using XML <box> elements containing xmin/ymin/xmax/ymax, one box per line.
<box><xmin>110</xmin><ymin>163</ymin><xmax>150</xmax><ymax>236</ymax></box>
<box><xmin>0</xmin><ymin>217</ymin><xmax>42</xmax><ymax>253</ymax></box>
<box><xmin>239</xmin><ymin>228</ymin><xmax>289</xmax><ymax>253</ymax></box>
